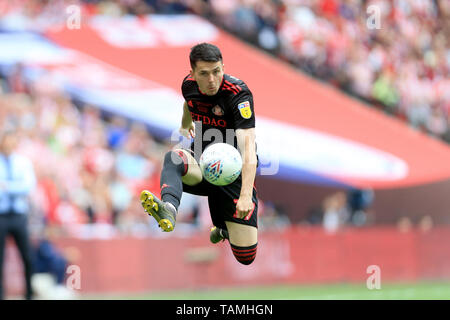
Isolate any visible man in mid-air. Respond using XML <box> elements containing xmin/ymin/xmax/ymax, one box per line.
<box><xmin>141</xmin><ymin>43</ymin><xmax>258</xmax><ymax>265</ymax></box>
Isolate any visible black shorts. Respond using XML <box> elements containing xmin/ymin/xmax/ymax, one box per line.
<box><xmin>182</xmin><ymin>170</ymin><xmax>258</xmax><ymax>232</ymax></box>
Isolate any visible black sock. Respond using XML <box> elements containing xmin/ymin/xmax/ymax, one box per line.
<box><xmin>160</xmin><ymin>151</ymin><xmax>187</xmax><ymax>210</ymax></box>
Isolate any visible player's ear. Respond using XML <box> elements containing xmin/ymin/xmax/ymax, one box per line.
<box><xmin>190</xmin><ymin>69</ymin><xmax>194</xmax><ymax>78</ymax></box>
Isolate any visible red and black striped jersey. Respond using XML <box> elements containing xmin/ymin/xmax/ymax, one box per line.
<box><xmin>181</xmin><ymin>73</ymin><xmax>255</xmax><ymax>151</ymax></box>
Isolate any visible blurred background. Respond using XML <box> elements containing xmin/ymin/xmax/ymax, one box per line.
<box><xmin>1</xmin><ymin>0</ymin><xmax>450</xmax><ymax>299</ymax></box>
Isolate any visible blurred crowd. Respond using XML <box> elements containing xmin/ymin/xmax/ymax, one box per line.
<box><xmin>276</xmin><ymin>0</ymin><xmax>450</xmax><ymax>143</ymax></box>
<box><xmin>306</xmin><ymin>188</ymin><xmax>375</xmax><ymax>232</ymax></box>
<box><xmin>203</xmin><ymin>0</ymin><xmax>450</xmax><ymax>143</ymax></box>
<box><xmin>1</xmin><ymin>0</ymin><xmax>448</xmax><ymax>237</ymax></box>
<box><xmin>0</xmin><ymin>68</ymin><xmax>169</xmax><ymax>237</ymax></box>
<box><xmin>1</xmin><ymin>1</ymin><xmax>449</xmax><ymax>142</ymax></box>
<box><xmin>209</xmin><ymin>0</ymin><xmax>450</xmax><ymax>142</ymax></box>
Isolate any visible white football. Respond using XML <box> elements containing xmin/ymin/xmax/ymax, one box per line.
<box><xmin>199</xmin><ymin>143</ymin><xmax>242</xmax><ymax>186</ymax></box>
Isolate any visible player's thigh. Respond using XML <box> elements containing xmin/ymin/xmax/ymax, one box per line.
<box><xmin>174</xmin><ymin>148</ymin><xmax>202</xmax><ymax>186</ymax></box>
<box><xmin>225</xmin><ymin>221</ymin><xmax>258</xmax><ymax>247</ymax></box>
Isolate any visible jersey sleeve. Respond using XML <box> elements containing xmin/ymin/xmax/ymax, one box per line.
<box><xmin>181</xmin><ymin>75</ymin><xmax>195</xmax><ymax>101</ymax></box>
<box><xmin>230</xmin><ymin>89</ymin><xmax>255</xmax><ymax>129</ymax></box>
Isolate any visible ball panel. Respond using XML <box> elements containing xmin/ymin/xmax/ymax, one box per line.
<box><xmin>199</xmin><ymin>143</ymin><xmax>242</xmax><ymax>186</ymax></box>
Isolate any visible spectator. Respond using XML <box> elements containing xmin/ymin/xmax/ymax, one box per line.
<box><xmin>346</xmin><ymin>188</ymin><xmax>374</xmax><ymax>226</ymax></box>
<box><xmin>322</xmin><ymin>191</ymin><xmax>349</xmax><ymax>233</ymax></box>
<box><xmin>397</xmin><ymin>216</ymin><xmax>413</xmax><ymax>233</ymax></box>
<box><xmin>418</xmin><ymin>215</ymin><xmax>433</xmax><ymax>233</ymax></box>
<box><xmin>106</xmin><ymin>115</ymin><xmax>129</xmax><ymax>150</ymax></box>
<box><xmin>32</xmin><ymin>232</ymin><xmax>68</xmax><ymax>290</ymax></box>
<box><xmin>372</xmin><ymin>68</ymin><xmax>400</xmax><ymax>115</ymax></box>
<box><xmin>30</xmin><ymin>223</ymin><xmax>78</xmax><ymax>299</ymax></box>
<box><xmin>259</xmin><ymin>201</ymin><xmax>291</xmax><ymax>231</ymax></box>
<box><xmin>0</xmin><ymin>129</ymin><xmax>37</xmax><ymax>300</ymax></box>
<box><xmin>7</xmin><ymin>63</ymin><xmax>28</xmax><ymax>94</ymax></box>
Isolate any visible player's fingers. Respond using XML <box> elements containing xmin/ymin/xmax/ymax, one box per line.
<box><xmin>189</xmin><ymin>128</ymin><xmax>195</xmax><ymax>138</ymax></box>
<box><xmin>179</xmin><ymin>128</ymin><xmax>191</xmax><ymax>138</ymax></box>
<box><xmin>237</xmin><ymin>208</ymin><xmax>250</xmax><ymax>219</ymax></box>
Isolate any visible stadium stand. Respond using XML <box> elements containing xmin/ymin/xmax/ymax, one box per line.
<box><xmin>1</xmin><ymin>1</ymin><xmax>449</xmax><ymax>142</ymax></box>
<box><xmin>1</xmin><ymin>0</ymin><xmax>450</xmax><ymax>299</ymax></box>
<box><xmin>0</xmin><ymin>0</ymin><xmax>449</xmax><ymax>234</ymax></box>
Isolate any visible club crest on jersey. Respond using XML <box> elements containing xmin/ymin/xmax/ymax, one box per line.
<box><xmin>238</xmin><ymin>101</ymin><xmax>252</xmax><ymax>119</ymax></box>
<box><xmin>212</xmin><ymin>105</ymin><xmax>224</xmax><ymax>116</ymax></box>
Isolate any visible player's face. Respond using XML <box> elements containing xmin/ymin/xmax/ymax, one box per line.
<box><xmin>191</xmin><ymin>60</ymin><xmax>224</xmax><ymax>96</ymax></box>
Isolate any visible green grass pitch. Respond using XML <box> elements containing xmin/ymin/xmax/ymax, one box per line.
<box><xmin>82</xmin><ymin>281</ymin><xmax>450</xmax><ymax>300</ymax></box>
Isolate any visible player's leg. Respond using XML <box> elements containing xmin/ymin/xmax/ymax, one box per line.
<box><xmin>0</xmin><ymin>216</ymin><xmax>7</xmax><ymax>299</ymax></box>
<box><xmin>210</xmin><ymin>219</ymin><xmax>258</xmax><ymax>266</ymax></box>
<box><xmin>177</xmin><ymin>149</ymin><xmax>202</xmax><ymax>186</ymax></box>
<box><xmin>224</xmin><ymin>222</ymin><xmax>257</xmax><ymax>246</ymax></box>
<box><xmin>9</xmin><ymin>215</ymin><xmax>34</xmax><ymax>299</ymax></box>
<box><xmin>140</xmin><ymin>149</ymin><xmax>202</xmax><ymax>232</ymax></box>
<box><xmin>208</xmin><ymin>180</ymin><xmax>259</xmax><ymax>265</ymax></box>
<box><xmin>225</xmin><ymin>221</ymin><xmax>258</xmax><ymax>265</ymax></box>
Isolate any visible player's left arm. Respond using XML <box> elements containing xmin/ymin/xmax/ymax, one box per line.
<box><xmin>229</xmin><ymin>83</ymin><xmax>256</xmax><ymax>219</ymax></box>
<box><xmin>235</xmin><ymin>127</ymin><xmax>257</xmax><ymax>219</ymax></box>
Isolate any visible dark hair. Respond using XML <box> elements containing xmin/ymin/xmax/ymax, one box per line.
<box><xmin>189</xmin><ymin>43</ymin><xmax>223</xmax><ymax>70</ymax></box>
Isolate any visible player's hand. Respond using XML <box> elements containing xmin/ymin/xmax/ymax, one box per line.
<box><xmin>236</xmin><ymin>196</ymin><xmax>254</xmax><ymax>219</ymax></box>
<box><xmin>179</xmin><ymin>122</ymin><xmax>195</xmax><ymax>138</ymax></box>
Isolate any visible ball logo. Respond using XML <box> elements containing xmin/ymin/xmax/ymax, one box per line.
<box><xmin>205</xmin><ymin>160</ymin><xmax>223</xmax><ymax>182</ymax></box>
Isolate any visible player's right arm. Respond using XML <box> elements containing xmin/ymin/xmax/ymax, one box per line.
<box><xmin>180</xmin><ymin>101</ymin><xmax>195</xmax><ymax>138</ymax></box>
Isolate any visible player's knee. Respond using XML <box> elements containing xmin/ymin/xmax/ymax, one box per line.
<box><xmin>164</xmin><ymin>150</ymin><xmax>183</xmax><ymax>164</ymax></box>
<box><xmin>230</xmin><ymin>243</ymin><xmax>257</xmax><ymax>265</ymax></box>
<box><xmin>164</xmin><ymin>150</ymin><xmax>187</xmax><ymax>176</ymax></box>
<box><xmin>172</xmin><ymin>149</ymin><xmax>202</xmax><ymax>185</ymax></box>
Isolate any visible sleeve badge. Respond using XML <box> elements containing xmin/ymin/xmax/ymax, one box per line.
<box><xmin>238</xmin><ymin>101</ymin><xmax>252</xmax><ymax>119</ymax></box>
